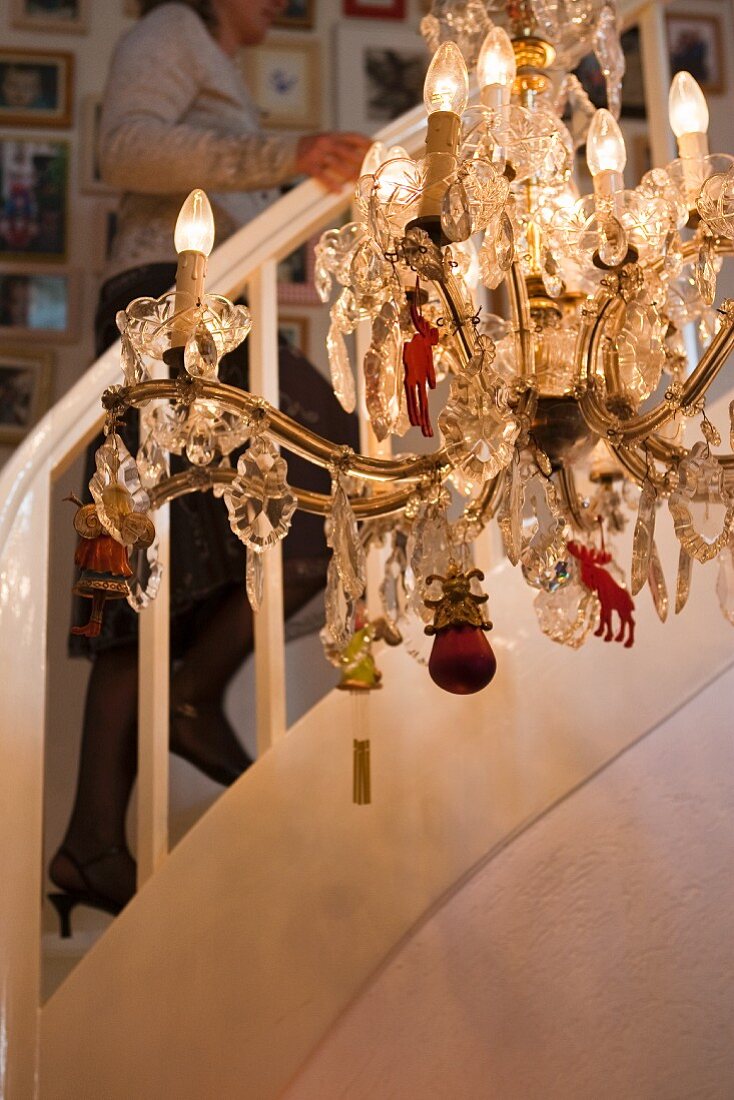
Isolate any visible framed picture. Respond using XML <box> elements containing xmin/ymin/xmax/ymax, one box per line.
<box><xmin>273</xmin><ymin>0</ymin><xmax>315</xmax><ymax>30</ymax></box>
<box><xmin>277</xmin><ymin>236</ymin><xmax>320</xmax><ymax>305</ymax></box>
<box><xmin>80</xmin><ymin>95</ymin><xmax>112</xmax><ymax>194</ymax></box>
<box><xmin>0</xmin><ymin>346</ymin><xmax>53</xmax><ymax>445</ymax></box>
<box><xmin>241</xmin><ymin>39</ymin><xmax>321</xmax><ymax>130</ymax></box>
<box><xmin>0</xmin><ymin>138</ymin><xmax>69</xmax><ymax>262</ymax></box>
<box><xmin>335</xmin><ymin>23</ymin><xmax>428</xmax><ymax>131</ymax></box>
<box><xmin>10</xmin><ymin>0</ymin><xmax>89</xmax><ymax>34</ymax></box>
<box><xmin>0</xmin><ymin>268</ymin><xmax>80</xmax><ymax>341</ymax></box>
<box><xmin>667</xmin><ymin>15</ymin><xmax>724</xmax><ymax>96</ymax></box>
<box><xmin>0</xmin><ymin>49</ymin><xmax>74</xmax><ymax>129</ymax></box>
<box><xmin>278</xmin><ymin>313</ymin><xmax>310</xmax><ymax>355</ymax></box>
<box><xmin>573</xmin><ymin>27</ymin><xmax>645</xmax><ymax>119</ymax></box>
<box><xmin>343</xmin><ymin>0</ymin><xmax>406</xmax><ymax>19</ymax></box>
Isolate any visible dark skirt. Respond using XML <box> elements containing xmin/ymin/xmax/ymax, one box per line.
<box><xmin>70</xmin><ymin>263</ymin><xmax>357</xmax><ymax>658</ymax></box>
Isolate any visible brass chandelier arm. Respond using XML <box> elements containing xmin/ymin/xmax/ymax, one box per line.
<box><xmin>506</xmin><ymin>259</ymin><xmax>535</xmax><ymax>378</ymax></box>
<box><xmin>148</xmin><ymin>468</ymin><xmax>415</xmax><ymax>518</ymax></box>
<box><xmin>556</xmin><ymin>465</ymin><xmax>597</xmax><ymax>532</ymax></box>
<box><xmin>115</xmin><ymin>379</ymin><xmax>450</xmax><ymax>483</ymax></box>
<box><xmin>435</xmin><ymin>273</ymin><xmax>477</xmax><ymax>367</ymax></box>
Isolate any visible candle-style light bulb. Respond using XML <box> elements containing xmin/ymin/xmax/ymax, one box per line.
<box><xmin>174</xmin><ymin>188</ymin><xmax>215</xmax><ymax>257</ymax></box>
<box><xmin>170</xmin><ymin>188</ymin><xmax>215</xmax><ymax>354</ymax></box>
<box><xmin>423</xmin><ymin>42</ymin><xmax>469</xmax><ymax>116</ymax></box>
<box><xmin>586</xmin><ymin>108</ymin><xmax>627</xmax><ymax>177</ymax></box>
<box><xmin>669</xmin><ymin>71</ymin><xmax>709</xmax><ymax>138</ymax></box>
<box><xmin>477</xmin><ymin>26</ymin><xmax>516</xmax><ymax>107</ymax></box>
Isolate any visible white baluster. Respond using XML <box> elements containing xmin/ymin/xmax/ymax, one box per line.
<box><xmin>248</xmin><ymin>260</ymin><xmax>287</xmax><ymax>752</ymax></box>
<box><xmin>637</xmin><ymin>1</ymin><xmax>676</xmax><ymax>169</ymax></box>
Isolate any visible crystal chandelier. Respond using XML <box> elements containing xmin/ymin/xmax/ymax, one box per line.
<box><xmin>73</xmin><ymin>0</ymin><xmax>734</xmax><ymax>707</ymax></box>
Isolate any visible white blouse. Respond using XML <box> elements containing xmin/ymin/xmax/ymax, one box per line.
<box><xmin>99</xmin><ymin>2</ymin><xmax>299</xmax><ymax>279</ymax></box>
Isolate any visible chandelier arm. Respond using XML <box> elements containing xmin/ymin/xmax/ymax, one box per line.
<box><xmin>647</xmin><ymin>237</ymin><xmax>734</xmax><ymax>275</ymax></box>
<box><xmin>148</xmin><ymin>468</ymin><xmax>413</xmax><ymax>518</ymax></box>
<box><xmin>506</xmin><ymin>260</ymin><xmax>534</xmax><ymax>377</ymax></box>
<box><xmin>556</xmin><ymin>465</ymin><xmax>597</xmax><ymax>532</ymax></box>
<box><xmin>434</xmin><ymin>272</ymin><xmax>478</xmax><ymax>367</ymax></box>
<box><xmin>111</xmin><ymin>380</ymin><xmax>451</xmax><ymax>484</ymax></box>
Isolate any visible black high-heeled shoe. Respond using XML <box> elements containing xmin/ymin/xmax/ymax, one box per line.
<box><xmin>48</xmin><ymin>847</ymin><xmax>127</xmax><ymax>938</ymax></box>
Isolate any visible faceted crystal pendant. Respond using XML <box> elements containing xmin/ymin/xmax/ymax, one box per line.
<box><xmin>497</xmin><ymin>455</ymin><xmax>524</xmax><ymax>565</ymax></box>
<box><xmin>534</xmin><ymin>581</ymin><xmax>601</xmax><ymax>649</ymax></box>
<box><xmin>121</xmin><ymin>333</ymin><xmax>148</xmax><ymax>386</ymax></box>
<box><xmin>716</xmin><ymin>543</ymin><xmax>734</xmax><ymax>625</ymax></box>
<box><xmin>184</xmin><ymin>325</ymin><xmax>219</xmax><ymax>379</ymax></box>
<box><xmin>224</xmin><ymin>435</ymin><xmax>297</xmax><ymax>552</ymax></box>
<box><xmin>631</xmin><ymin>480</ymin><xmax>656</xmax><ymax>596</ymax></box>
<box><xmin>246</xmin><ymin>547</ymin><xmax>264</xmax><ymax>611</ymax></box>
<box><xmin>327</xmin><ymin>476</ymin><xmax>366</xmax><ymax>601</ymax></box>
<box><xmin>438</xmin><ymin>370</ymin><xmax>519</xmax><ymax>493</ymax></box>
<box><xmin>597</xmin><ymin>215</ymin><xmax>627</xmax><ymax>267</ymax></box>
<box><xmin>320</xmin><ymin>557</ymin><xmax>357</xmax><ymax>662</ymax></box>
<box><xmin>364</xmin><ymin>299</ymin><xmax>406</xmax><ymax>442</ymax></box>
<box><xmin>496</xmin><ymin>212</ymin><xmax>514</xmax><ymax>271</ymax></box>
<box><xmin>647</xmin><ymin>541</ymin><xmax>668</xmax><ymax>623</ymax></box>
<box><xmin>615</xmin><ymin>291</ymin><xmax>666</xmax><ymax>406</ymax></box>
<box><xmin>90</xmin><ymin>434</ymin><xmax>150</xmax><ymax>543</ymax></box>
<box><xmin>126</xmin><ymin>538</ymin><xmax>163</xmax><ymax>612</ymax></box>
<box><xmin>406</xmin><ymin>499</ymin><xmax>452</xmax><ymax>624</ymax></box>
<box><xmin>518</xmin><ymin>472</ymin><xmax>569</xmax><ymax>590</ymax></box>
<box><xmin>675</xmin><ymin>546</ymin><xmax>693</xmax><ymax>614</ymax></box>
<box><xmin>185</xmin><ymin>414</ymin><xmax>216</xmax><ymax>467</ymax></box>
<box><xmin>695</xmin><ymin>235</ymin><xmax>717</xmax><ymax>306</ymax></box>
<box><xmin>327</xmin><ymin>320</ymin><xmax>356</xmax><ymax>414</ymax></box>
<box><xmin>441</xmin><ymin>178</ymin><xmax>472</xmax><ymax>243</ymax></box>
<box><xmin>379</xmin><ymin>529</ymin><xmax>409</xmax><ymax>629</ymax></box>
<box><xmin>669</xmin><ymin>441</ymin><xmax>734</xmax><ymax>563</ymax></box>
<box><xmin>136</xmin><ymin>433</ymin><xmax>169</xmax><ymax>491</ymax></box>
<box><xmin>541</xmin><ymin>249</ymin><xmax>563</xmax><ymax>298</ymax></box>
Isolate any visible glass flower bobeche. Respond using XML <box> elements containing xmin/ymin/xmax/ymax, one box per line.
<box><xmin>79</xmin><ymin>2</ymin><xmax>734</xmax><ymax>697</ymax></box>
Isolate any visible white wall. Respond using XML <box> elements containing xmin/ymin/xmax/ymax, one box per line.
<box><xmin>285</xmin><ymin>663</ymin><xmax>734</xmax><ymax>1099</ymax></box>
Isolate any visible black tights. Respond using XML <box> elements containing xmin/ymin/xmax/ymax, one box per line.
<box><xmin>51</xmin><ymin>577</ymin><xmax>324</xmax><ymax>907</ymax></box>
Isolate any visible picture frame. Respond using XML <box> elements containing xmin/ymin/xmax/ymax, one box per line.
<box><xmin>0</xmin><ymin>137</ymin><xmax>70</xmax><ymax>262</ymax></box>
<box><xmin>80</xmin><ymin>95</ymin><xmax>112</xmax><ymax>194</ymax></box>
<box><xmin>273</xmin><ymin>0</ymin><xmax>315</xmax><ymax>31</ymax></box>
<box><xmin>334</xmin><ymin>22</ymin><xmax>429</xmax><ymax>131</ymax></box>
<box><xmin>241</xmin><ymin>39</ymin><xmax>321</xmax><ymax>130</ymax></box>
<box><xmin>277</xmin><ymin>236</ymin><xmax>320</xmax><ymax>305</ymax></box>
<box><xmin>10</xmin><ymin>0</ymin><xmax>89</xmax><ymax>34</ymax></box>
<box><xmin>666</xmin><ymin>14</ymin><xmax>724</xmax><ymax>96</ymax></box>
<box><xmin>0</xmin><ymin>346</ymin><xmax>53</xmax><ymax>446</ymax></box>
<box><xmin>0</xmin><ymin>49</ymin><xmax>74</xmax><ymax>129</ymax></box>
<box><xmin>343</xmin><ymin>0</ymin><xmax>406</xmax><ymax>20</ymax></box>
<box><xmin>0</xmin><ymin>267</ymin><xmax>80</xmax><ymax>342</ymax></box>
<box><xmin>278</xmin><ymin>313</ymin><xmax>310</xmax><ymax>356</ymax></box>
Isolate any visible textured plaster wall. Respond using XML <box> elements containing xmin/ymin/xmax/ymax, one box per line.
<box><xmin>286</xmin><ymin>664</ymin><xmax>734</xmax><ymax>1099</ymax></box>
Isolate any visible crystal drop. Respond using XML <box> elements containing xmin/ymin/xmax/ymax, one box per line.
<box><xmin>701</xmin><ymin>418</ymin><xmax>721</xmax><ymax>447</ymax></box>
<box><xmin>647</xmin><ymin>541</ymin><xmax>668</xmax><ymax>623</ymax></box>
<box><xmin>406</xmin><ymin>501</ymin><xmax>452</xmax><ymax>624</ymax></box>
<box><xmin>496</xmin><ymin>212</ymin><xmax>514</xmax><ymax>271</ymax></box>
<box><xmin>349</xmin><ymin>240</ymin><xmax>385</xmax><ymax>295</ymax></box>
<box><xmin>246</xmin><ymin>547</ymin><xmax>264</xmax><ymax>611</ymax></box>
<box><xmin>441</xmin><ymin>178</ymin><xmax>472</xmax><ymax>243</ymax></box>
<box><xmin>184</xmin><ymin>326</ymin><xmax>218</xmax><ymax>379</ymax></box>
<box><xmin>669</xmin><ymin>442</ymin><xmax>734</xmax><ymax>563</ymax></box>
<box><xmin>497</xmin><ymin>457</ymin><xmax>524</xmax><ymax>565</ymax></box>
<box><xmin>534</xmin><ymin>581</ymin><xmax>601</xmax><ymax>649</ymax></box>
<box><xmin>716</xmin><ymin>543</ymin><xmax>734</xmax><ymax>625</ymax></box>
<box><xmin>478</xmin><ymin>233</ymin><xmax>503</xmax><ymax>290</ymax></box>
<box><xmin>593</xmin><ymin>4</ymin><xmax>625</xmax><ymax>121</ymax></box>
<box><xmin>320</xmin><ymin>557</ymin><xmax>356</xmax><ymax>662</ymax></box>
<box><xmin>136</xmin><ymin>433</ymin><xmax>169</xmax><ymax>490</ymax></box>
<box><xmin>541</xmin><ymin>249</ymin><xmax>563</xmax><ymax>298</ymax></box>
<box><xmin>327</xmin><ymin>477</ymin><xmax>366</xmax><ymax>601</ymax></box>
<box><xmin>675</xmin><ymin>546</ymin><xmax>693</xmax><ymax>614</ymax></box>
<box><xmin>121</xmin><ymin>334</ymin><xmax>146</xmax><ymax>386</ymax></box>
<box><xmin>224</xmin><ymin>436</ymin><xmax>297</xmax><ymax>551</ymax></box>
<box><xmin>631</xmin><ymin>480</ymin><xmax>656</xmax><ymax>596</ymax></box>
<box><xmin>729</xmin><ymin>399</ymin><xmax>734</xmax><ymax>452</ymax></box>
<box><xmin>125</xmin><ymin>538</ymin><xmax>163</xmax><ymax>612</ymax></box>
<box><xmin>185</xmin><ymin>415</ymin><xmax>215</xmax><ymax>466</ymax></box>
<box><xmin>327</xmin><ymin>321</ymin><xmax>356</xmax><ymax>414</ymax></box>
<box><xmin>695</xmin><ymin>236</ymin><xmax>717</xmax><ymax>306</ymax></box>
<box><xmin>597</xmin><ymin>215</ymin><xmax>627</xmax><ymax>267</ymax></box>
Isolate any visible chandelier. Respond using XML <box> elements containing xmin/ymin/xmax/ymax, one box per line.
<box><xmin>71</xmin><ymin>0</ymin><xmax>734</xmax><ymax>730</ymax></box>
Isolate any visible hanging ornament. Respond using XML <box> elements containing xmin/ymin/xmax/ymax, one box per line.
<box><xmin>402</xmin><ymin>286</ymin><xmax>438</xmax><ymax>438</ymax></box>
<box><xmin>424</xmin><ymin>562</ymin><xmax>496</xmax><ymax>694</ymax></box>
<box><xmin>567</xmin><ymin>540</ymin><xmax>635</xmax><ymax>647</ymax></box>
<box><xmin>68</xmin><ymin>492</ymin><xmax>154</xmax><ymax>638</ymax></box>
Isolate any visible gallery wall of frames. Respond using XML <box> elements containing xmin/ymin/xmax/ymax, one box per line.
<box><xmin>0</xmin><ymin>0</ymin><xmax>732</xmax><ymax>462</ymax></box>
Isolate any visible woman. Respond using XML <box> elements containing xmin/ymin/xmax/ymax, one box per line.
<box><xmin>48</xmin><ymin>0</ymin><xmax>370</xmax><ymax>931</ymax></box>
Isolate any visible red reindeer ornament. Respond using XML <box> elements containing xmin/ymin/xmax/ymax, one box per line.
<box><xmin>567</xmin><ymin>540</ymin><xmax>635</xmax><ymax>648</ymax></box>
<box><xmin>403</xmin><ymin>295</ymin><xmax>438</xmax><ymax>438</ymax></box>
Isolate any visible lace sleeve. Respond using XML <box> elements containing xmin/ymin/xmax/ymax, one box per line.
<box><xmin>98</xmin><ymin>5</ymin><xmax>299</xmax><ymax>194</ymax></box>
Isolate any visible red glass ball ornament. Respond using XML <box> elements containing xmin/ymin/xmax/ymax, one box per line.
<box><xmin>428</xmin><ymin>625</ymin><xmax>497</xmax><ymax>695</ymax></box>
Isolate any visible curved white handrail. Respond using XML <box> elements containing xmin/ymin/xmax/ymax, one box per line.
<box><xmin>0</xmin><ymin>105</ymin><xmax>426</xmax><ymax>556</ymax></box>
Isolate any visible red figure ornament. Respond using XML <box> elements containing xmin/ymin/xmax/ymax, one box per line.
<box><xmin>567</xmin><ymin>540</ymin><xmax>635</xmax><ymax>648</ymax></box>
<box><xmin>403</xmin><ymin>296</ymin><xmax>438</xmax><ymax>438</ymax></box>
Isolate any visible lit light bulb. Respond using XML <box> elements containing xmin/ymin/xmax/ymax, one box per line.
<box><xmin>477</xmin><ymin>26</ymin><xmax>516</xmax><ymax>107</ymax></box>
<box><xmin>423</xmin><ymin>42</ymin><xmax>469</xmax><ymax>116</ymax></box>
<box><xmin>669</xmin><ymin>71</ymin><xmax>709</xmax><ymax>138</ymax></box>
<box><xmin>586</xmin><ymin>109</ymin><xmax>627</xmax><ymax>176</ymax></box>
<box><xmin>174</xmin><ymin>189</ymin><xmax>215</xmax><ymax>256</ymax></box>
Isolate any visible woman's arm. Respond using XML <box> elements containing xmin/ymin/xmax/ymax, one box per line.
<box><xmin>98</xmin><ymin>4</ymin><xmax>299</xmax><ymax>194</ymax></box>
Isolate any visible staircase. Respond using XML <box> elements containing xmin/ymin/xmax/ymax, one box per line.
<box><xmin>3</xmin><ymin>3</ymin><xmax>734</xmax><ymax>1094</ymax></box>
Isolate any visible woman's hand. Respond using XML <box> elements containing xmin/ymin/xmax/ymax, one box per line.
<box><xmin>296</xmin><ymin>132</ymin><xmax>372</xmax><ymax>192</ymax></box>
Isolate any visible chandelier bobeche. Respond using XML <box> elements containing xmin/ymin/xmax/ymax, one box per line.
<box><xmin>73</xmin><ymin>0</ymin><xmax>734</xmax><ymax>712</ymax></box>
